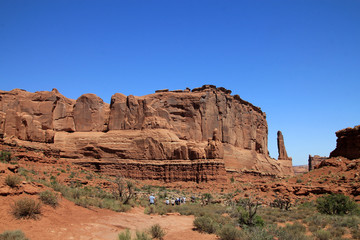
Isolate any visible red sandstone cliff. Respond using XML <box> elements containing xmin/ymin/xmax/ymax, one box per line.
<box><xmin>0</xmin><ymin>85</ymin><xmax>294</xmax><ymax>181</ymax></box>
<box><xmin>330</xmin><ymin>125</ymin><xmax>360</xmax><ymax>160</ymax></box>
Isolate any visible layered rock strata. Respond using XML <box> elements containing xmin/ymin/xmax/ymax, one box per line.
<box><xmin>0</xmin><ymin>85</ymin><xmax>294</xmax><ymax>181</ymax></box>
<box><xmin>308</xmin><ymin>155</ymin><xmax>327</xmax><ymax>171</ymax></box>
<box><xmin>330</xmin><ymin>125</ymin><xmax>360</xmax><ymax>160</ymax></box>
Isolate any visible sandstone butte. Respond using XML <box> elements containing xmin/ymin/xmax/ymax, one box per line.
<box><xmin>0</xmin><ymin>85</ymin><xmax>294</xmax><ymax>182</ymax></box>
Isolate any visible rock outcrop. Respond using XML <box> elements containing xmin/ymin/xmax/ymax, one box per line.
<box><xmin>330</xmin><ymin>125</ymin><xmax>360</xmax><ymax>160</ymax></box>
<box><xmin>276</xmin><ymin>131</ymin><xmax>293</xmax><ymax>175</ymax></box>
<box><xmin>308</xmin><ymin>155</ymin><xmax>327</xmax><ymax>171</ymax></box>
<box><xmin>277</xmin><ymin>131</ymin><xmax>290</xmax><ymax>160</ymax></box>
<box><xmin>293</xmin><ymin>165</ymin><xmax>308</xmax><ymax>175</ymax></box>
<box><xmin>0</xmin><ymin>85</ymin><xmax>294</xmax><ymax>181</ymax></box>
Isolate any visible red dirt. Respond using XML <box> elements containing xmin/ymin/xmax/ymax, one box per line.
<box><xmin>0</xmin><ymin>194</ymin><xmax>216</xmax><ymax>240</ymax></box>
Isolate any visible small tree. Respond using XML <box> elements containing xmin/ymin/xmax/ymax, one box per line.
<box><xmin>112</xmin><ymin>175</ymin><xmax>135</xmax><ymax>204</ymax></box>
<box><xmin>270</xmin><ymin>195</ymin><xmax>292</xmax><ymax>211</ymax></box>
<box><xmin>237</xmin><ymin>197</ymin><xmax>263</xmax><ymax>226</ymax></box>
<box><xmin>316</xmin><ymin>194</ymin><xmax>358</xmax><ymax>215</ymax></box>
<box><xmin>201</xmin><ymin>193</ymin><xmax>212</xmax><ymax>206</ymax></box>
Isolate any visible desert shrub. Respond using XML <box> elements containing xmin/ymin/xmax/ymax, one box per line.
<box><xmin>0</xmin><ymin>230</ymin><xmax>28</xmax><ymax>240</ymax></box>
<box><xmin>0</xmin><ymin>151</ymin><xmax>11</xmax><ymax>163</ymax></box>
<box><xmin>237</xmin><ymin>206</ymin><xmax>264</xmax><ymax>227</ymax></box>
<box><xmin>112</xmin><ymin>175</ymin><xmax>135</xmax><ymax>204</ymax></box>
<box><xmin>144</xmin><ymin>205</ymin><xmax>156</xmax><ymax>215</ymax></box>
<box><xmin>331</xmin><ymin>215</ymin><xmax>360</xmax><ymax>229</ymax></box>
<box><xmin>236</xmin><ymin>198</ymin><xmax>263</xmax><ymax>227</ymax></box>
<box><xmin>313</xmin><ymin>229</ymin><xmax>331</xmax><ymax>240</ymax></box>
<box><xmin>276</xmin><ymin>222</ymin><xmax>311</xmax><ymax>240</ymax></box>
<box><xmin>118</xmin><ymin>229</ymin><xmax>131</xmax><ymax>240</ymax></box>
<box><xmin>270</xmin><ymin>196</ymin><xmax>292</xmax><ymax>211</ymax></box>
<box><xmin>193</xmin><ymin>216</ymin><xmax>219</xmax><ymax>234</ymax></box>
<box><xmin>175</xmin><ymin>202</ymin><xmax>226</xmax><ymax>217</ymax></box>
<box><xmin>304</xmin><ymin>214</ymin><xmax>329</xmax><ymax>230</ymax></box>
<box><xmin>217</xmin><ymin>224</ymin><xmax>243</xmax><ymax>240</ymax></box>
<box><xmin>351</xmin><ymin>228</ymin><xmax>360</xmax><ymax>239</ymax></box>
<box><xmin>12</xmin><ymin>198</ymin><xmax>41</xmax><ymax>219</ymax></box>
<box><xmin>329</xmin><ymin>227</ymin><xmax>346</xmax><ymax>238</ymax></box>
<box><xmin>135</xmin><ymin>231</ymin><xmax>151</xmax><ymax>240</ymax></box>
<box><xmin>5</xmin><ymin>175</ymin><xmax>22</xmax><ymax>188</ymax></box>
<box><xmin>39</xmin><ymin>190</ymin><xmax>58</xmax><ymax>207</ymax></box>
<box><xmin>316</xmin><ymin>194</ymin><xmax>358</xmax><ymax>215</ymax></box>
<box><xmin>201</xmin><ymin>193</ymin><xmax>213</xmax><ymax>205</ymax></box>
<box><xmin>242</xmin><ymin>226</ymin><xmax>276</xmax><ymax>240</ymax></box>
<box><xmin>149</xmin><ymin>224</ymin><xmax>165</xmax><ymax>240</ymax></box>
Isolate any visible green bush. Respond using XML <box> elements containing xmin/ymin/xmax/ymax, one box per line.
<box><xmin>242</xmin><ymin>226</ymin><xmax>276</xmax><ymax>240</ymax></box>
<box><xmin>313</xmin><ymin>229</ymin><xmax>331</xmax><ymax>240</ymax></box>
<box><xmin>5</xmin><ymin>175</ymin><xmax>22</xmax><ymax>188</ymax></box>
<box><xmin>11</xmin><ymin>198</ymin><xmax>41</xmax><ymax>219</ymax></box>
<box><xmin>237</xmin><ymin>206</ymin><xmax>264</xmax><ymax>227</ymax></box>
<box><xmin>193</xmin><ymin>216</ymin><xmax>219</xmax><ymax>234</ymax></box>
<box><xmin>351</xmin><ymin>228</ymin><xmax>360</xmax><ymax>239</ymax></box>
<box><xmin>149</xmin><ymin>224</ymin><xmax>166</xmax><ymax>240</ymax></box>
<box><xmin>0</xmin><ymin>151</ymin><xmax>12</xmax><ymax>163</ymax></box>
<box><xmin>0</xmin><ymin>230</ymin><xmax>28</xmax><ymax>240</ymax></box>
<box><xmin>316</xmin><ymin>194</ymin><xmax>358</xmax><ymax>215</ymax></box>
<box><xmin>135</xmin><ymin>231</ymin><xmax>151</xmax><ymax>240</ymax></box>
<box><xmin>217</xmin><ymin>224</ymin><xmax>243</xmax><ymax>240</ymax></box>
<box><xmin>118</xmin><ymin>229</ymin><xmax>131</xmax><ymax>240</ymax></box>
<box><xmin>39</xmin><ymin>190</ymin><xmax>58</xmax><ymax>207</ymax></box>
<box><xmin>276</xmin><ymin>222</ymin><xmax>311</xmax><ymax>240</ymax></box>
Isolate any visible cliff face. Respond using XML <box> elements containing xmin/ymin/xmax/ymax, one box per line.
<box><xmin>0</xmin><ymin>85</ymin><xmax>294</xmax><ymax>180</ymax></box>
<box><xmin>330</xmin><ymin>125</ymin><xmax>360</xmax><ymax>160</ymax></box>
<box><xmin>308</xmin><ymin>155</ymin><xmax>327</xmax><ymax>171</ymax></box>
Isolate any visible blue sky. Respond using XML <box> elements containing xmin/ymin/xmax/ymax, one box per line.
<box><xmin>1</xmin><ymin>0</ymin><xmax>359</xmax><ymax>165</ymax></box>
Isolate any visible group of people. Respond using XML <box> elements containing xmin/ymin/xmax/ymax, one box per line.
<box><xmin>165</xmin><ymin>196</ymin><xmax>186</xmax><ymax>206</ymax></box>
<box><xmin>148</xmin><ymin>194</ymin><xmax>186</xmax><ymax>205</ymax></box>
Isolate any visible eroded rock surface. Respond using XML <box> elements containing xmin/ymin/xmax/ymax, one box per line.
<box><xmin>330</xmin><ymin>125</ymin><xmax>360</xmax><ymax>160</ymax></box>
<box><xmin>308</xmin><ymin>155</ymin><xmax>327</xmax><ymax>171</ymax></box>
<box><xmin>0</xmin><ymin>85</ymin><xmax>294</xmax><ymax>181</ymax></box>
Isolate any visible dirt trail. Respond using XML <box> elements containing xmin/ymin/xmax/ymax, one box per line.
<box><xmin>0</xmin><ymin>195</ymin><xmax>216</xmax><ymax>240</ymax></box>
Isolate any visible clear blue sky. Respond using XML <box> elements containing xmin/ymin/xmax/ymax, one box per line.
<box><xmin>1</xmin><ymin>0</ymin><xmax>359</xmax><ymax>165</ymax></box>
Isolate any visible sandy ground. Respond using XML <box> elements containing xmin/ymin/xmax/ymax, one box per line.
<box><xmin>0</xmin><ymin>195</ymin><xmax>216</xmax><ymax>240</ymax></box>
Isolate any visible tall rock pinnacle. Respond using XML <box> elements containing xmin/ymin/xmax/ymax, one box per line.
<box><xmin>277</xmin><ymin>131</ymin><xmax>291</xmax><ymax>160</ymax></box>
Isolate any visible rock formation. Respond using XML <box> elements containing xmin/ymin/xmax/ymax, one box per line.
<box><xmin>0</xmin><ymin>85</ymin><xmax>294</xmax><ymax>181</ymax></box>
<box><xmin>277</xmin><ymin>131</ymin><xmax>290</xmax><ymax>160</ymax></box>
<box><xmin>292</xmin><ymin>165</ymin><xmax>308</xmax><ymax>175</ymax></box>
<box><xmin>308</xmin><ymin>155</ymin><xmax>327</xmax><ymax>171</ymax></box>
<box><xmin>276</xmin><ymin>131</ymin><xmax>293</xmax><ymax>174</ymax></box>
<box><xmin>330</xmin><ymin>125</ymin><xmax>360</xmax><ymax>160</ymax></box>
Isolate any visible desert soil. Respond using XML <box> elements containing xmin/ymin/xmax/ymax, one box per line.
<box><xmin>0</xmin><ymin>195</ymin><xmax>216</xmax><ymax>240</ymax></box>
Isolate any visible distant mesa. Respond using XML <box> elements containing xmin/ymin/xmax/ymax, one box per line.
<box><xmin>0</xmin><ymin>85</ymin><xmax>294</xmax><ymax>182</ymax></box>
<box><xmin>297</xmin><ymin>125</ymin><xmax>360</xmax><ymax>173</ymax></box>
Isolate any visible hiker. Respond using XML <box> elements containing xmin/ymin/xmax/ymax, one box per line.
<box><xmin>149</xmin><ymin>194</ymin><xmax>155</xmax><ymax>205</ymax></box>
<box><xmin>182</xmin><ymin>196</ymin><xmax>186</xmax><ymax>204</ymax></box>
<box><xmin>171</xmin><ymin>198</ymin><xmax>175</xmax><ymax>206</ymax></box>
<box><xmin>165</xmin><ymin>197</ymin><xmax>170</xmax><ymax>205</ymax></box>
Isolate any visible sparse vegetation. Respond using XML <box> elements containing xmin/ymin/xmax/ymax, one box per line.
<box><xmin>149</xmin><ymin>224</ymin><xmax>166</xmax><ymax>240</ymax></box>
<box><xmin>316</xmin><ymin>194</ymin><xmax>358</xmax><ymax>215</ymax></box>
<box><xmin>5</xmin><ymin>175</ymin><xmax>22</xmax><ymax>188</ymax></box>
<box><xmin>193</xmin><ymin>215</ymin><xmax>219</xmax><ymax>233</ymax></box>
<box><xmin>39</xmin><ymin>190</ymin><xmax>58</xmax><ymax>207</ymax></box>
<box><xmin>118</xmin><ymin>229</ymin><xmax>131</xmax><ymax>240</ymax></box>
<box><xmin>236</xmin><ymin>197</ymin><xmax>264</xmax><ymax>227</ymax></box>
<box><xmin>11</xmin><ymin>198</ymin><xmax>41</xmax><ymax>219</ymax></box>
<box><xmin>0</xmin><ymin>230</ymin><xmax>28</xmax><ymax>240</ymax></box>
<box><xmin>0</xmin><ymin>151</ymin><xmax>12</xmax><ymax>163</ymax></box>
<box><xmin>217</xmin><ymin>224</ymin><xmax>243</xmax><ymax>240</ymax></box>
